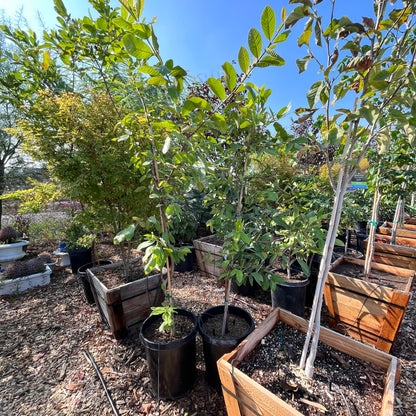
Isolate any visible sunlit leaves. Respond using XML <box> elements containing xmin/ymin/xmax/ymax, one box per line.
<box><xmin>207</xmin><ymin>77</ymin><xmax>226</xmax><ymax>100</ymax></box>
<box><xmin>122</xmin><ymin>33</ymin><xmax>153</xmax><ymax>59</ymax></box>
<box><xmin>222</xmin><ymin>62</ymin><xmax>237</xmax><ymax>91</ymax></box>
<box><xmin>296</xmin><ymin>55</ymin><xmax>311</xmax><ymax>73</ymax></box>
<box><xmin>306</xmin><ymin>81</ymin><xmax>324</xmax><ymax>108</ymax></box>
<box><xmin>261</xmin><ymin>6</ymin><xmax>276</xmax><ymax>40</ymax></box>
<box><xmin>147</xmin><ymin>76</ymin><xmax>167</xmax><ymax>85</ymax></box>
<box><xmin>53</xmin><ymin>0</ymin><xmax>68</xmax><ymax>17</ymax></box>
<box><xmin>285</xmin><ymin>6</ymin><xmax>310</xmax><ymax>29</ymax></box>
<box><xmin>256</xmin><ymin>55</ymin><xmax>285</xmax><ymax>67</ymax></box>
<box><xmin>248</xmin><ymin>28</ymin><xmax>262</xmax><ymax>58</ymax></box>
<box><xmin>114</xmin><ymin>224</ymin><xmax>136</xmax><ymax>244</ymax></box>
<box><xmin>42</xmin><ymin>51</ymin><xmax>50</xmax><ymax>71</ymax></box>
<box><xmin>238</xmin><ymin>46</ymin><xmax>250</xmax><ymax>73</ymax></box>
<box><xmin>135</xmin><ymin>0</ymin><xmax>144</xmax><ymax>19</ymax></box>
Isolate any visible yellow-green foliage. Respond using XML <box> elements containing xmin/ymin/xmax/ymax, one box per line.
<box><xmin>7</xmin><ymin>90</ymin><xmax>155</xmax><ymax>235</ymax></box>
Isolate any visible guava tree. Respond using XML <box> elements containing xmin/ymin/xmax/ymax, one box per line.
<box><xmin>280</xmin><ymin>0</ymin><xmax>416</xmax><ymax>377</ymax></box>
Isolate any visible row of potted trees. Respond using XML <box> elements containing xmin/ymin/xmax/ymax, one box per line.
<box><xmin>2</xmin><ymin>0</ymin><xmax>416</xmax><ymax>413</ymax></box>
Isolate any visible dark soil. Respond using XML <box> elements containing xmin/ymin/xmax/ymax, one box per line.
<box><xmin>90</xmin><ymin>257</ymin><xmax>146</xmax><ymax>288</ymax></box>
<box><xmin>143</xmin><ymin>315</ymin><xmax>196</xmax><ymax>344</ymax></box>
<box><xmin>200</xmin><ymin>312</ymin><xmax>251</xmax><ymax>340</ymax></box>
<box><xmin>333</xmin><ymin>261</ymin><xmax>410</xmax><ymax>291</ymax></box>
<box><xmin>241</xmin><ymin>322</ymin><xmax>384</xmax><ymax>415</ymax></box>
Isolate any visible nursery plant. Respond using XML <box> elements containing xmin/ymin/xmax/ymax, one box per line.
<box><xmin>279</xmin><ymin>0</ymin><xmax>416</xmax><ymax>377</ymax></box>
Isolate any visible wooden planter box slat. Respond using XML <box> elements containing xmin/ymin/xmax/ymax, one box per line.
<box><xmin>364</xmin><ymin>237</ymin><xmax>416</xmax><ymax>270</ymax></box>
<box><xmin>386</xmin><ymin>222</ymin><xmax>416</xmax><ymax>231</ymax></box>
<box><xmin>324</xmin><ymin>257</ymin><xmax>414</xmax><ymax>352</ymax></box>
<box><xmin>193</xmin><ymin>235</ymin><xmax>224</xmax><ymax>278</ymax></box>
<box><xmin>378</xmin><ymin>226</ymin><xmax>416</xmax><ymax>241</ymax></box>
<box><xmin>87</xmin><ymin>260</ymin><xmax>165</xmax><ymax>339</ymax></box>
<box><xmin>217</xmin><ymin>308</ymin><xmax>399</xmax><ymax>416</ymax></box>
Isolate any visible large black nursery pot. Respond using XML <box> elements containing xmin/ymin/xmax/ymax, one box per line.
<box><xmin>140</xmin><ymin>308</ymin><xmax>198</xmax><ymax>400</ymax></box>
<box><xmin>77</xmin><ymin>260</ymin><xmax>113</xmax><ymax>304</ymax></box>
<box><xmin>271</xmin><ymin>273</ymin><xmax>309</xmax><ymax>317</ymax></box>
<box><xmin>198</xmin><ymin>305</ymin><xmax>254</xmax><ymax>390</ymax></box>
<box><xmin>174</xmin><ymin>246</ymin><xmax>196</xmax><ymax>273</ymax></box>
<box><xmin>68</xmin><ymin>247</ymin><xmax>92</xmax><ymax>274</ymax></box>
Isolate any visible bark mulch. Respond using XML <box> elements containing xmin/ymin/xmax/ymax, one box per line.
<box><xmin>0</xmin><ymin>241</ymin><xmax>415</xmax><ymax>415</ymax></box>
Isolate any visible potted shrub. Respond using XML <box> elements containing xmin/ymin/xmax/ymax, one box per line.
<box><xmin>267</xmin><ymin>208</ymin><xmax>326</xmax><ymax>317</ymax></box>
<box><xmin>0</xmin><ymin>257</ymin><xmax>52</xmax><ymax>295</ymax></box>
<box><xmin>140</xmin><ymin>306</ymin><xmax>198</xmax><ymax>399</ymax></box>
<box><xmin>0</xmin><ymin>226</ymin><xmax>29</xmax><ymax>268</ymax></box>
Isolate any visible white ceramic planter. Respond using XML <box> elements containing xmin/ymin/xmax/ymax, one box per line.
<box><xmin>0</xmin><ymin>240</ymin><xmax>30</xmax><ymax>267</ymax></box>
<box><xmin>0</xmin><ymin>265</ymin><xmax>51</xmax><ymax>295</ymax></box>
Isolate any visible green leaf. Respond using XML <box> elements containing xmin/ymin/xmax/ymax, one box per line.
<box><xmin>248</xmin><ymin>28</ymin><xmax>262</xmax><ymax>58</ymax></box>
<box><xmin>238</xmin><ymin>46</ymin><xmax>250</xmax><ymax>73</ymax></box>
<box><xmin>358</xmin><ymin>107</ymin><xmax>377</xmax><ymax>125</ymax></box>
<box><xmin>306</xmin><ymin>81</ymin><xmax>324</xmax><ymax>108</ymax></box>
<box><xmin>167</xmin><ymin>86</ymin><xmax>179</xmax><ymax>102</ymax></box>
<box><xmin>207</xmin><ymin>77</ymin><xmax>226</xmax><ymax>100</ymax></box>
<box><xmin>53</xmin><ymin>0</ymin><xmax>68</xmax><ymax>17</ymax></box>
<box><xmin>298</xmin><ymin>27</ymin><xmax>312</xmax><ymax>46</ymax></box>
<box><xmin>135</xmin><ymin>0</ymin><xmax>144</xmax><ymax>18</ymax></box>
<box><xmin>314</xmin><ymin>19</ymin><xmax>322</xmax><ymax>46</ymax></box>
<box><xmin>133</xmin><ymin>23</ymin><xmax>152</xmax><ymax>39</ymax></box>
<box><xmin>211</xmin><ymin>113</ymin><xmax>227</xmax><ymax>133</ymax></box>
<box><xmin>285</xmin><ymin>5</ymin><xmax>309</xmax><ymax>29</ymax></box>
<box><xmin>147</xmin><ymin>76</ymin><xmax>167</xmax><ymax>85</ymax></box>
<box><xmin>181</xmin><ymin>100</ymin><xmax>196</xmax><ymax>116</ymax></box>
<box><xmin>137</xmin><ymin>65</ymin><xmax>160</xmax><ymax>76</ymax></box>
<box><xmin>273</xmin><ymin>30</ymin><xmax>290</xmax><ymax>44</ymax></box>
<box><xmin>189</xmin><ymin>97</ymin><xmax>212</xmax><ymax>111</ymax></box>
<box><xmin>222</xmin><ymin>62</ymin><xmax>237</xmax><ymax>91</ymax></box>
<box><xmin>296</xmin><ymin>56</ymin><xmax>311</xmax><ymax>73</ymax></box>
<box><xmin>114</xmin><ymin>224</ymin><xmax>136</xmax><ymax>244</ymax></box>
<box><xmin>256</xmin><ymin>55</ymin><xmax>285</xmax><ymax>67</ymax></box>
<box><xmin>122</xmin><ymin>34</ymin><xmax>153</xmax><ymax>59</ymax></box>
<box><xmin>170</xmin><ymin>66</ymin><xmax>187</xmax><ymax>78</ymax></box>
<box><xmin>113</xmin><ymin>16</ymin><xmax>133</xmax><ymax>31</ymax></box>
<box><xmin>297</xmin><ymin>258</ymin><xmax>310</xmax><ymax>277</ymax></box>
<box><xmin>261</xmin><ymin>6</ymin><xmax>276</xmax><ymax>40</ymax></box>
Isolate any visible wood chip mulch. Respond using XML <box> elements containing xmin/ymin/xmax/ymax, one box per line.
<box><xmin>0</xmin><ymin>242</ymin><xmax>415</xmax><ymax>415</ymax></box>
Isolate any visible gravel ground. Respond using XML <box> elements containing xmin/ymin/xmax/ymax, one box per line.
<box><xmin>0</xmin><ymin>240</ymin><xmax>415</xmax><ymax>415</ymax></box>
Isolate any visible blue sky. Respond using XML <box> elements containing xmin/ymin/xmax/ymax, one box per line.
<box><xmin>1</xmin><ymin>0</ymin><xmax>377</xmax><ymax>123</ymax></box>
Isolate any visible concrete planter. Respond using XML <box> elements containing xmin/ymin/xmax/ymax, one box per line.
<box><xmin>0</xmin><ymin>240</ymin><xmax>30</xmax><ymax>268</ymax></box>
<box><xmin>0</xmin><ymin>265</ymin><xmax>51</xmax><ymax>295</ymax></box>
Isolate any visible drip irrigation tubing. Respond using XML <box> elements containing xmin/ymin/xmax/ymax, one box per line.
<box><xmin>84</xmin><ymin>349</ymin><xmax>120</xmax><ymax>416</ymax></box>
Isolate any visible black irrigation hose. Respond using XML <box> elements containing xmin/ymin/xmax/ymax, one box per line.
<box><xmin>84</xmin><ymin>349</ymin><xmax>121</xmax><ymax>416</ymax></box>
<box><xmin>230</xmin><ymin>295</ymin><xmax>262</xmax><ymax>312</ymax></box>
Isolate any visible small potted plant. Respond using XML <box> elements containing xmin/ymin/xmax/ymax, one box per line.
<box><xmin>0</xmin><ymin>226</ymin><xmax>30</xmax><ymax>268</ymax></box>
<box><xmin>0</xmin><ymin>257</ymin><xmax>52</xmax><ymax>295</ymax></box>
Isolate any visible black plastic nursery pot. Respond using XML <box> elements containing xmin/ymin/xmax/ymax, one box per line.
<box><xmin>140</xmin><ymin>308</ymin><xmax>198</xmax><ymax>400</ymax></box>
<box><xmin>271</xmin><ymin>276</ymin><xmax>309</xmax><ymax>317</ymax></box>
<box><xmin>77</xmin><ymin>260</ymin><xmax>113</xmax><ymax>304</ymax></box>
<box><xmin>198</xmin><ymin>305</ymin><xmax>254</xmax><ymax>390</ymax></box>
<box><xmin>68</xmin><ymin>247</ymin><xmax>92</xmax><ymax>274</ymax></box>
<box><xmin>175</xmin><ymin>247</ymin><xmax>196</xmax><ymax>273</ymax></box>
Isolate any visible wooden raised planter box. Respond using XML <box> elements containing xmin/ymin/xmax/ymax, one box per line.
<box><xmin>364</xmin><ymin>236</ymin><xmax>416</xmax><ymax>270</ymax></box>
<box><xmin>379</xmin><ymin>224</ymin><xmax>416</xmax><ymax>240</ymax></box>
<box><xmin>193</xmin><ymin>235</ymin><xmax>224</xmax><ymax>278</ymax></box>
<box><xmin>87</xmin><ymin>260</ymin><xmax>165</xmax><ymax>339</ymax></box>
<box><xmin>324</xmin><ymin>256</ymin><xmax>415</xmax><ymax>353</ymax></box>
<box><xmin>217</xmin><ymin>308</ymin><xmax>399</xmax><ymax>416</ymax></box>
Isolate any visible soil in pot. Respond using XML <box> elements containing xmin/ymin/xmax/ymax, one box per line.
<box><xmin>91</xmin><ymin>258</ymin><xmax>146</xmax><ymax>288</ymax></box>
<box><xmin>77</xmin><ymin>260</ymin><xmax>113</xmax><ymax>304</ymax></box>
<box><xmin>198</xmin><ymin>305</ymin><xmax>254</xmax><ymax>390</ymax></box>
<box><xmin>140</xmin><ymin>309</ymin><xmax>198</xmax><ymax>400</ymax></box>
<box><xmin>333</xmin><ymin>262</ymin><xmax>409</xmax><ymax>291</ymax></box>
<box><xmin>240</xmin><ymin>321</ymin><xmax>384</xmax><ymax>416</ymax></box>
